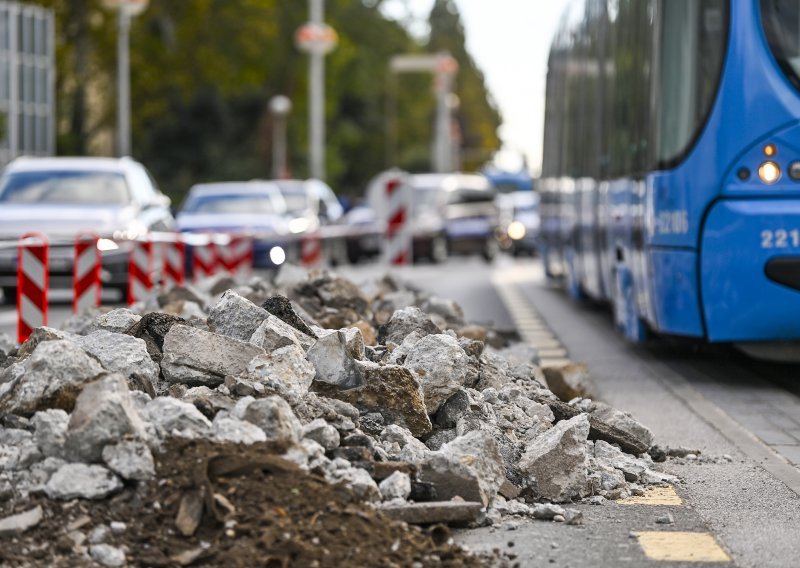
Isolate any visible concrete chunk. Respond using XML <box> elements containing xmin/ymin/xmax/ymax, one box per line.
<box><xmin>45</xmin><ymin>463</ymin><xmax>122</xmax><ymax>500</ymax></box>
<box><xmin>0</xmin><ymin>506</ymin><xmax>43</xmax><ymax>537</ymax></box>
<box><xmin>380</xmin><ymin>501</ymin><xmax>483</xmax><ymax>525</ymax></box>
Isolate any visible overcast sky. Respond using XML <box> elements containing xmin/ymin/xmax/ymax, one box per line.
<box><xmin>381</xmin><ymin>0</ymin><xmax>569</xmax><ymax>174</ymax></box>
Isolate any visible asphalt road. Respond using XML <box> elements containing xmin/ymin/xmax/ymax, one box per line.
<box><xmin>1</xmin><ymin>256</ymin><xmax>799</xmax><ymax>566</ymax></box>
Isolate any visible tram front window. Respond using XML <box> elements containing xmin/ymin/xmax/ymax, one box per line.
<box><xmin>762</xmin><ymin>0</ymin><xmax>800</xmax><ymax>91</ymax></box>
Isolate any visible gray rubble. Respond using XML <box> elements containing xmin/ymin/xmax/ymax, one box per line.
<box><xmin>0</xmin><ymin>264</ymin><xmax>679</xmax><ymax>551</ymax></box>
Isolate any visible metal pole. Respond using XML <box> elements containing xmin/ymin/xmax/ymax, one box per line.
<box><xmin>272</xmin><ymin>115</ymin><xmax>287</xmax><ymax>179</ymax></box>
<box><xmin>309</xmin><ymin>0</ymin><xmax>325</xmax><ymax>180</ymax></box>
<box><xmin>434</xmin><ymin>71</ymin><xmax>452</xmax><ymax>173</ymax></box>
<box><xmin>117</xmin><ymin>7</ymin><xmax>131</xmax><ymax>157</ymax></box>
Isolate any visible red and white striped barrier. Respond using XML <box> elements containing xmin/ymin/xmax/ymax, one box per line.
<box><xmin>72</xmin><ymin>233</ymin><xmax>101</xmax><ymax>314</ymax></box>
<box><xmin>217</xmin><ymin>236</ymin><xmax>254</xmax><ymax>278</ymax></box>
<box><xmin>128</xmin><ymin>240</ymin><xmax>154</xmax><ymax>305</ymax></box>
<box><xmin>382</xmin><ymin>173</ymin><xmax>413</xmax><ymax>265</ymax></box>
<box><xmin>301</xmin><ymin>231</ymin><xmax>322</xmax><ymax>267</ymax></box>
<box><xmin>161</xmin><ymin>240</ymin><xmax>186</xmax><ymax>289</ymax></box>
<box><xmin>17</xmin><ymin>233</ymin><xmax>49</xmax><ymax>343</ymax></box>
<box><xmin>192</xmin><ymin>243</ymin><xmax>218</xmax><ymax>282</ymax></box>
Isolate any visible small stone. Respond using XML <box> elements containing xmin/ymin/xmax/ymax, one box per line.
<box><xmin>565</xmin><ymin>509</ymin><xmax>584</xmax><ymax>525</ymax></box>
<box><xmin>261</xmin><ymin>295</ymin><xmax>318</xmax><ymax>338</ymax></box>
<box><xmin>31</xmin><ymin>409</ymin><xmax>69</xmax><ymax>459</ymax></box>
<box><xmin>141</xmin><ymin>397</ymin><xmax>212</xmax><ymax>440</ymax></box>
<box><xmin>45</xmin><ymin>463</ymin><xmax>122</xmax><ymax>500</ymax></box>
<box><xmin>532</xmin><ymin>503</ymin><xmax>566</xmax><ymax>520</ymax></box>
<box><xmin>211</xmin><ymin>416</ymin><xmax>268</xmax><ymax>445</ymax></box>
<box><xmin>92</xmin><ymin>308</ymin><xmax>142</xmax><ymax>334</ymax></box>
<box><xmin>208</xmin><ymin>290</ymin><xmax>271</xmax><ymax>341</ymax></box>
<box><xmin>553</xmin><ymin>514</ymin><xmax>565</xmax><ymax>522</ymax></box>
<box><xmin>379</xmin><ymin>471</ymin><xmax>412</xmax><ymax>501</ymax></box>
<box><xmin>655</xmin><ymin>513</ymin><xmax>674</xmax><ymax>525</ymax></box>
<box><xmin>403</xmin><ymin>334</ymin><xmax>469</xmax><ymax>414</ymax></box>
<box><xmin>543</xmin><ymin>363</ymin><xmax>595</xmax><ymax>402</ymax></box>
<box><xmin>378</xmin><ymin>307</ymin><xmax>440</xmax><ymax>345</ymax></box>
<box><xmin>0</xmin><ymin>506</ymin><xmax>42</xmax><ymax>537</ymax></box>
<box><xmin>109</xmin><ymin>522</ymin><xmax>127</xmax><ymax>534</ymax></box>
<box><xmin>240</xmin><ymin>396</ymin><xmax>302</xmax><ymax>444</ymax></box>
<box><xmin>102</xmin><ymin>440</ymin><xmax>156</xmax><ymax>481</ymax></box>
<box><xmin>302</xmin><ymin>419</ymin><xmax>341</xmax><ymax>451</ymax></box>
<box><xmin>89</xmin><ymin>543</ymin><xmax>126</xmax><ymax>567</ymax></box>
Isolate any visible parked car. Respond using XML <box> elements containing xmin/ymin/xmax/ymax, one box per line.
<box><xmin>342</xmin><ymin>202</ymin><xmax>383</xmax><ymax>264</ymax></box>
<box><xmin>0</xmin><ymin>156</ymin><xmax>174</xmax><ymax>303</ymax></box>
<box><xmin>273</xmin><ymin>179</ymin><xmax>344</xmax><ymax>233</ymax></box>
<box><xmin>409</xmin><ymin>173</ymin><xmax>500</xmax><ymax>263</ymax></box>
<box><xmin>498</xmin><ymin>190</ymin><xmax>541</xmax><ymax>256</ymax></box>
<box><xmin>176</xmin><ymin>181</ymin><xmax>289</xmax><ymax>269</ymax></box>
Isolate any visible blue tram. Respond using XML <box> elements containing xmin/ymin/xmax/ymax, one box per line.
<box><xmin>540</xmin><ymin>0</ymin><xmax>800</xmax><ymax>347</ymax></box>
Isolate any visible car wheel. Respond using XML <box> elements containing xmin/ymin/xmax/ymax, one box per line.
<box><xmin>431</xmin><ymin>236</ymin><xmax>448</xmax><ymax>264</ymax></box>
<box><xmin>482</xmin><ymin>237</ymin><xmax>499</xmax><ymax>262</ymax></box>
<box><xmin>2</xmin><ymin>287</ymin><xmax>17</xmax><ymax>305</ymax></box>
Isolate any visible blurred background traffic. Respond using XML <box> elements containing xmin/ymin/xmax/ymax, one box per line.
<box><xmin>0</xmin><ymin>0</ymin><xmax>541</xmax><ymax>303</ymax></box>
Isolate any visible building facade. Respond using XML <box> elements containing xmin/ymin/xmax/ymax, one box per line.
<box><xmin>0</xmin><ymin>1</ymin><xmax>54</xmax><ymax>167</ymax></box>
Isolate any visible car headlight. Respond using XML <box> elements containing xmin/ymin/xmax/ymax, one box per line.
<box><xmin>269</xmin><ymin>246</ymin><xmax>286</xmax><ymax>265</ymax></box>
<box><xmin>97</xmin><ymin>238</ymin><xmax>119</xmax><ymax>252</ymax></box>
<box><xmin>508</xmin><ymin>221</ymin><xmax>527</xmax><ymax>240</ymax></box>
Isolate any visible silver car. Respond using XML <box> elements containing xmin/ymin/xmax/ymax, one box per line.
<box><xmin>0</xmin><ymin>157</ymin><xmax>174</xmax><ymax>302</ymax></box>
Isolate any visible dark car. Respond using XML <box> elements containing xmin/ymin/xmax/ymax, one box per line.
<box><xmin>176</xmin><ymin>181</ymin><xmax>289</xmax><ymax>269</ymax></box>
<box><xmin>498</xmin><ymin>190</ymin><xmax>541</xmax><ymax>256</ymax></box>
<box><xmin>0</xmin><ymin>157</ymin><xmax>174</xmax><ymax>303</ymax></box>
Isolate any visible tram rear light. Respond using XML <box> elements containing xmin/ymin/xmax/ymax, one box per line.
<box><xmin>758</xmin><ymin>161</ymin><xmax>781</xmax><ymax>184</ymax></box>
<box><xmin>764</xmin><ymin>144</ymin><xmax>777</xmax><ymax>157</ymax></box>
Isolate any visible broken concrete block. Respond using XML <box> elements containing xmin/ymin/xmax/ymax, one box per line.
<box><xmin>31</xmin><ymin>409</ymin><xmax>69</xmax><ymax>459</ymax></box>
<box><xmin>378</xmin><ymin>307</ymin><xmax>440</xmax><ymax>345</ymax></box>
<box><xmin>141</xmin><ymin>397</ymin><xmax>212</xmax><ymax>440</ymax></box>
<box><xmin>211</xmin><ymin>416</ymin><xmax>268</xmax><ymax>445</ymax></box>
<box><xmin>261</xmin><ymin>295</ymin><xmax>318</xmax><ymax>338</ymax></box>
<box><xmin>590</xmin><ymin>402</ymin><xmax>654</xmax><ymax>452</ymax></box>
<box><xmin>474</xmin><ymin>350</ymin><xmax>513</xmax><ymax>391</ymax></box>
<box><xmin>403</xmin><ymin>334</ymin><xmax>469</xmax><ymax>414</ymax></box>
<box><xmin>91</xmin><ymin>309</ymin><xmax>142</xmax><ymax>335</ymax></box>
<box><xmin>421</xmin><ymin>296</ymin><xmax>465</xmax><ymax>327</ymax></box>
<box><xmin>16</xmin><ymin>327</ymin><xmax>72</xmax><ymax>358</ymax></box>
<box><xmin>161</xmin><ymin>325</ymin><xmax>264</xmax><ymax>387</ymax></box>
<box><xmin>380</xmin><ymin>501</ymin><xmax>483</xmax><ymax>525</ymax></box>
<box><xmin>420</xmin><ymin>430</ymin><xmax>505</xmax><ymax>507</ymax></box>
<box><xmin>306</xmin><ymin>331</ymin><xmax>364</xmax><ymax>389</ymax></box>
<box><xmin>518</xmin><ymin>413</ymin><xmax>590</xmax><ymax>502</ymax></box>
<box><xmin>208</xmin><ymin>290</ymin><xmax>270</xmax><ymax>341</ymax></box>
<box><xmin>241</xmin><ymin>396</ymin><xmax>302</xmax><ymax>444</ymax></box>
<box><xmin>247</xmin><ymin>344</ymin><xmax>315</xmax><ymax>397</ymax></box>
<box><xmin>65</xmin><ymin>374</ymin><xmax>146</xmax><ymax>463</ymax></box>
<box><xmin>543</xmin><ymin>363</ymin><xmax>595</xmax><ymax>402</ymax></box>
<box><xmin>0</xmin><ymin>340</ymin><xmax>105</xmax><ymax>417</ymax></box>
<box><xmin>316</xmin><ymin>327</ymin><xmax>366</xmax><ymax>360</ymax></box>
<box><xmin>313</xmin><ymin>360</ymin><xmax>432</xmax><ymax>437</ymax></box>
<box><xmin>434</xmin><ymin>390</ymin><xmax>470</xmax><ymax>429</ymax></box>
<box><xmin>249</xmin><ymin>315</ymin><xmax>307</xmax><ymax>352</ymax></box>
<box><xmin>101</xmin><ymin>439</ymin><xmax>155</xmax><ymax>481</ymax></box>
<box><xmin>329</xmin><ymin>465</ymin><xmax>380</xmax><ymax>502</ymax></box>
<box><xmin>44</xmin><ymin>463</ymin><xmax>122</xmax><ymax>500</ymax></box>
<box><xmin>532</xmin><ymin>503</ymin><xmax>566</xmax><ymax>520</ymax></box>
<box><xmin>301</xmin><ymin>419</ymin><xmax>341</xmax><ymax>451</ymax></box>
<box><xmin>0</xmin><ymin>506</ymin><xmax>43</xmax><ymax>537</ymax></box>
<box><xmin>75</xmin><ymin>331</ymin><xmax>159</xmax><ymax>392</ymax></box>
<box><xmin>379</xmin><ymin>471</ymin><xmax>411</xmax><ymax>501</ymax></box>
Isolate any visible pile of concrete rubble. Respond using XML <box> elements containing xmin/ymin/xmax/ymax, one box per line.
<box><xmin>0</xmin><ymin>266</ymin><xmax>676</xmax><ymax>566</ymax></box>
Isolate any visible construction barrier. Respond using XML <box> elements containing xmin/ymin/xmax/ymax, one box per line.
<box><xmin>72</xmin><ymin>233</ymin><xmax>101</xmax><ymax>314</ymax></box>
<box><xmin>128</xmin><ymin>240</ymin><xmax>154</xmax><ymax>306</ymax></box>
<box><xmin>17</xmin><ymin>233</ymin><xmax>48</xmax><ymax>343</ymax></box>
<box><xmin>301</xmin><ymin>231</ymin><xmax>322</xmax><ymax>267</ymax></box>
<box><xmin>217</xmin><ymin>236</ymin><xmax>254</xmax><ymax>278</ymax></box>
<box><xmin>192</xmin><ymin>242</ymin><xmax>218</xmax><ymax>282</ymax></box>
<box><xmin>381</xmin><ymin>173</ymin><xmax>413</xmax><ymax>265</ymax></box>
<box><xmin>161</xmin><ymin>240</ymin><xmax>186</xmax><ymax>289</ymax></box>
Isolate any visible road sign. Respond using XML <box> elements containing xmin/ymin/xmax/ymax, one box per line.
<box><xmin>295</xmin><ymin>22</ymin><xmax>338</xmax><ymax>55</ymax></box>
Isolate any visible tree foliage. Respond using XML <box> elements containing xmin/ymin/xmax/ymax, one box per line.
<box><xmin>25</xmin><ymin>0</ymin><xmax>501</xmax><ymax>200</ymax></box>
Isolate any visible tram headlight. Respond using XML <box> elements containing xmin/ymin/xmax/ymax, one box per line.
<box><xmin>789</xmin><ymin>161</ymin><xmax>800</xmax><ymax>181</ymax></box>
<box><xmin>758</xmin><ymin>161</ymin><xmax>781</xmax><ymax>185</ymax></box>
<box><xmin>507</xmin><ymin>221</ymin><xmax>527</xmax><ymax>240</ymax></box>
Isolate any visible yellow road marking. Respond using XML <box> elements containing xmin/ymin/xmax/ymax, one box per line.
<box><xmin>619</xmin><ymin>485</ymin><xmax>683</xmax><ymax>506</ymax></box>
<box><xmin>635</xmin><ymin>532</ymin><xmax>731</xmax><ymax>563</ymax></box>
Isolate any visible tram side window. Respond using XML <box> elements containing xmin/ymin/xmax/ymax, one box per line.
<box><xmin>656</xmin><ymin>0</ymin><xmax>726</xmax><ymax>169</ymax></box>
<box><xmin>762</xmin><ymin>0</ymin><xmax>800</xmax><ymax>92</ymax></box>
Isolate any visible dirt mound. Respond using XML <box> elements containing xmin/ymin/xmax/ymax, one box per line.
<box><xmin>1</xmin><ymin>439</ymin><xmax>490</xmax><ymax>567</ymax></box>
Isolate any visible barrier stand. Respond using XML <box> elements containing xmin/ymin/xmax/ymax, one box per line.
<box><xmin>72</xmin><ymin>232</ymin><xmax>101</xmax><ymax>314</ymax></box>
<box><xmin>161</xmin><ymin>239</ymin><xmax>186</xmax><ymax>290</ymax></box>
<box><xmin>382</xmin><ymin>174</ymin><xmax>413</xmax><ymax>265</ymax></box>
<box><xmin>17</xmin><ymin>232</ymin><xmax>49</xmax><ymax>343</ymax></box>
<box><xmin>128</xmin><ymin>239</ymin><xmax>154</xmax><ymax>306</ymax></box>
<box><xmin>217</xmin><ymin>235</ymin><xmax>254</xmax><ymax>278</ymax></box>
<box><xmin>301</xmin><ymin>231</ymin><xmax>322</xmax><ymax>267</ymax></box>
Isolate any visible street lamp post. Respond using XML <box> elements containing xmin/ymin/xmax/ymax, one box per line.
<box><xmin>102</xmin><ymin>0</ymin><xmax>149</xmax><ymax>157</ymax></box>
<box><xmin>295</xmin><ymin>0</ymin><xmax>337</xmax><ymax>181</ymax></box>
<box><xmin>269</xmin><ymin>95</ymin><xmax>292</xmax><ymax>179</ymax></box>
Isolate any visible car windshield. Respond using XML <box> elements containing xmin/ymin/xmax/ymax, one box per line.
<box><xmin>762</xmin><ymin>0</ymin><xmax>800</xmax><ymax>91</ymax></box>
<box><xmin>0</xmin><ymin>171</ymin><xmax>129</xmax><ymax>205</ymax></box>
<box><xmin>448</xmin><ymin>188</ymin><xmax>495</xmax><ymax>204</ymax></box>
<box><xmin>183</xmin><ymin>194</ymin><xmax>277</xmax><ymax>214</ymax></box>
<box><xmin>412</xmin><ymin>187</ymin><xmax>445</xmax><ymax>216</ymax></box>
<box><xmin>274</xmin><ymin>181</ymin><xmax>311</xmax><ymax>213</ymax></box>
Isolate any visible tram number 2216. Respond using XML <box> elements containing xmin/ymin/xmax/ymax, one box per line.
<box><xmin>760</xmin><ymin>229</ymin><xmax>800</xmax><ymax>249</ymax></box>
